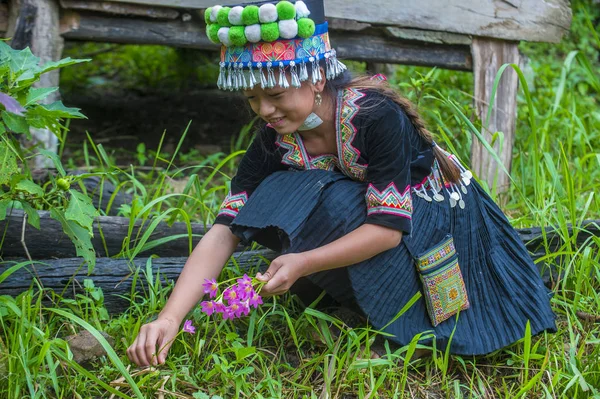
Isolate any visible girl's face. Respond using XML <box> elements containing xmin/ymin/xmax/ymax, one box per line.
<box><xmin>243</xmin><ymin>81</ymin><xmax>316</xmax><ymax>135</ymax></box>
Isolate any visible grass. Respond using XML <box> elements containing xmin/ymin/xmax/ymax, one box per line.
<box><xmin>1</xmin><ymin>1</ymin><xmax>600</xmax><ymax>398</ymax></box>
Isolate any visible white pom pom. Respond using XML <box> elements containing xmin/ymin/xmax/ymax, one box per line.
<box><xmin>245</xmin><ymin>24</ymin><xmax>262</xmax><ymax>43</ymax></box>
<box><xmin>294</xmin><ymin>1</ymin><xmax>310</xmax><ymax>18</ymax></box>
<box><xmin>259</xmin><ymin>3</ymin><xmax>278</xmax><ymax>23</ymax></box>
<box><xmin>218</xmin><ymin>27</ymin><xmax>231</xmax><ymax>46</ymax></box>
<box><xmin>228</xmin><ymin>6</ymin><xmax>244</xmax><ymax>25</ymax></box>
<box><xmin>210</xmin><ymin>5</ymin><xmax>222</xmax><ymax>23</ymax></box>
<box><xmin>278</xmin><ymin>20</ymin><xmax>298</xmax><ymax>39</ymax></box>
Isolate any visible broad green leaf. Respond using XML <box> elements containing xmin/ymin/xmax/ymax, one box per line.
<box><xmin>20</xmin><ymin>201</ymin><xmax>40</xmax><ymax>229</ymax></box>
<box><xmin>25</xmin><ymin>87</ymin><xmax>58</xmax><ymax>106</ymax></box>
<box><xmin>38</xmin><ymin>148</ymin><xmax>65</xmax><ymax>176</ymax></box>
<box><xmin>39</xmin><ymin>57</ymin><xmax>90</xmax><ymax>75</ymax></box>
<box><xmin>39</xmin><ymin>101</ymin><xmax>86</xmax><ymax>119</ymax></box>
<box><xmin>0</xmin><ymin>198</ymin><xmax>12</xmax><ymax>220</ymax></box>
<box><xmin>15</xmin><ymin>179</ymin><xmax>44</xmax><ymax>197</ymax></box>
<box><xmin>8</xmin><ymin>46</ymin><xmax>40</xmax><ymax>77</ymax></box>
<box><xmin>0</xmin><ymin>141</ymin><xmax>19</xmax><ymax>184</ymax></box>
<box><xmin>2</xmin><ymin>110</ymin><xmax>29</xmax><ymax>134</ymax></box>
<box><xmin>50</xmin><ymin>208</ymin><xmax>96</xmax><ymax>271</ymax></box>
<box><xmin>66</xmin><ymin>190</ymin><xmax>97</xmax><ymax>233</ymax></box>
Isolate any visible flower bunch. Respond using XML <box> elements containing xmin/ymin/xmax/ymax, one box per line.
<box><xmin>200</xmin><ymin>274</ymin><xmax>264</xmax><ymax>320</ymax></box>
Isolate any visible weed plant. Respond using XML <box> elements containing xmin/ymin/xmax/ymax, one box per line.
<box><xmin>1</xmin><ymin>1</ymin><xmax>599</xmax><ymax>398</ymax></box>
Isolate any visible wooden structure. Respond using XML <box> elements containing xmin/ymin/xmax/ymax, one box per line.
<box><xmin>0</xmin><ymin>0</ymin><xmax>572</xmax><ymax>190</ymax></box>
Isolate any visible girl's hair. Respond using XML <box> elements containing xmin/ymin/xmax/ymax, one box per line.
<box><xmin>323</xmin><ymin>70</ymin><xmax>461</xmax><ymax>184</ymax></box>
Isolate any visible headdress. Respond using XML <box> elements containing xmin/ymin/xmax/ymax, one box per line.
<box><xmin>204</xmin><ymin>0</ymin><xmax>347</xmax><ymax>90</ymax></box>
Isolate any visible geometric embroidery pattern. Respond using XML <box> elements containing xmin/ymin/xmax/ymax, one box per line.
<box><xmin>365</xmin><ymin>182</ymin><xmax>412</xmax><ymax>219</ymax></box>
<box><xmin>419</xmin><ymin>258</ymin><xmax>470</xmax><ymax>327</ymax></box>
<box><xmin>335</xmin><ymin>88</ymin><xmax>368</xmax><ymax>181</ymax></box>
<box><xmin>275</xmin><ymin>133</ymin><xmax>337</xmax><ymax>171</ymax></box>
<box><xmin>418</xmin><ymin>235</ymin><xmax>456</xmax><ymax>271</ymax></box>
<box><xmin>416</xmin><ymin>235</ymin><xmax>469</xmax><ymax>327</ymax></box>
<box><xmin>217</xmin><ymin>191</ymin><xmax>248</xmax><ymax>218</ymax></box>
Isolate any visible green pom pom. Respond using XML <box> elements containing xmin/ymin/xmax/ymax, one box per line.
<box><xmin>260</xmin><ymin>22</ymin><xmax>280</xmax><ymax>42</ymax></box>
<box><xmin>206</xmin><ymin>24</ymin><xmax>221</xmax><ymax>44</ymax></box>
<box><xmin>297</xmin><ymin>18</ymin><xmax>315</xmax><ymax>38</ymax></box>
<box><xmin>229</xmin><ymin>26</ymin><xmax>247</xmax><ymax>47</ymax></box>
<box><xmin>276</xmin><ymin>1</ymin><xmax>296</xmax><ymax>20</ymax></box>
<box><xmin>217</xmin><ymin>7</ymin><xmax>231</xmax><ymax>27</ymax></box>
<box><xmin>204</xmin><ymin>8</ymin><xmax>212</xmax><ymax>25</ymax></box>
<box><xmin>241</xmin><ymin>5</ymin><xmax>259</xmax><ymax>26</ymax></box>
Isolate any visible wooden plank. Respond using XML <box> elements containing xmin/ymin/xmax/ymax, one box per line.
<box><xmin>0</xmin><ymin>252</ymin><xmax>276</xmax><ymax>312</ymax></box>
<box><xmin>60</xmin><ymin>10</ymin><xmax>209</xmax><ymax>48</ymax></box>
<box><xmin>59</xmin><ymin>0</ymin><xmax>180</xmax><ymax>19</ymax></box>
<box><xmin>59</xmin><ymin>11</ymin><xmax>473</xmax><ymax>70</ymax></box>
<box><xmin>385</xmin><ymin>27</ymin><xmax>471</xmax><ymax>46</ymax></box>
<box><xmin>96</xmin><ymin>0</ymin><xmax>572</xmax><ymax>43</ymax></box>
<box><xmin>471</xmin><ymin>38</ymin><xmax>520</xmax><ymax>196</ymax></box>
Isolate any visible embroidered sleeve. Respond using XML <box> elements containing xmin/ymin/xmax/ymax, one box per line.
<box><xmin>214</xmin><ymin>128</ymin><xmax>284</xmax><ymax>226</ymax></box>
<box><xmin>363</xmin><ymin>102</ymin><xmax>414</xmax><ymax>234</ymax></box>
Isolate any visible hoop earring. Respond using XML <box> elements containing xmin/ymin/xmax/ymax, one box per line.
<box><xmin>315</xmin><ymin>92</ymin><xmax>322</xmax><ymax>107</ymax></box>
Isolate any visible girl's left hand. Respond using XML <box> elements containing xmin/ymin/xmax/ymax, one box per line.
<box><xmin>256</xmin><ymin>253</ymin><xmax>310</xmax><ymax>296</ymax></box>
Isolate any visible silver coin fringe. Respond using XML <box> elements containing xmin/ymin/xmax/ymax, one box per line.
<box><xmin>217</xmin><ymin>49</ymin><xmax>347</xmax><ymax>91</ymax></box>
<box><xmin>412</xmin><ymin>149</ymin><xmax>474</xmax><ymax>209</ymax></box>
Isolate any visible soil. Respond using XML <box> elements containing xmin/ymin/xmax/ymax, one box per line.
<box><xmin>62</xmin><ymin>87</ymin><xmax>255</xmax><ymax>160</ymax></box>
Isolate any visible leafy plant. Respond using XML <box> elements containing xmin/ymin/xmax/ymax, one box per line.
<box><xmin>0</xmin><ymin>41</ymin><xmax>99</xmax><ymax>270</ymax></box>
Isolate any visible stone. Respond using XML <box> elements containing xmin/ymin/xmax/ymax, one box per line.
<box><xmin>66</xmin><ymin>330</ymin><xmax>115</xmax><ymax>365</ymax></box>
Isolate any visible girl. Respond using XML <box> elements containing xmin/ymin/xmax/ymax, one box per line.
<box><xmin>127</xmin><ymin>0</ymin><xmax>555</xmax><ymax>367</ymax></box>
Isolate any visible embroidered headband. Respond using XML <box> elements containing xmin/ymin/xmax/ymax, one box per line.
<box><xmin>204</xmin><ymin>0</ymin><xmax>347</xmax><ymax>90</ymax></box>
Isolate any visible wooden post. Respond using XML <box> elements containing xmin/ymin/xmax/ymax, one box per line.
<box><xmin>471</xmin><ymin>38</ymin><xmax>520</xmax><ymax>197</ymax></box>
<box><xmin>7</xmin><ymin>0</ymin><xmax>63</xmax><ymax>168</ymax></box>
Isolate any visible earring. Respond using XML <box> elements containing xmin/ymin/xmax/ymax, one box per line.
<box><xmin>315</xmin><ymin>92</ymin><xmax>322</xmax><ymax>107</ymax></box>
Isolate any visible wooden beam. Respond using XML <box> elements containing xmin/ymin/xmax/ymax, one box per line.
<box><xmin>95</xmin><ymin>0</ymin><xmax>572</xmax><ymax>43</ymax></box>
<box><xmin>60</xmin><ymin>10</ymin><xmax>209</xmax><ymax>48</ymax></box>
<box><xmin>330</xmin><ymin>30</ymin><xmax>472</xmax><ymax>71</ymax></box>
<box><xmin>471</xmin><ymin>38</ymin><xmax>520</xmax><ymax>196</ymax></box>
<box><xmin>59</xmin><ymin>12</ymin><xmax>473</xmax><ymax>70</ymax></box>
<box><xmin>59</xmin><ymin>0</ymin><xmax>180</xmax><ymax>19</ymax></box>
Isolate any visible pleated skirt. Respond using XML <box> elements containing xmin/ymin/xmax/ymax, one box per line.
<box><xmin>230</xmin><ymin>169</ymin><xmax>556</xmax><ymax>355</ymax></box>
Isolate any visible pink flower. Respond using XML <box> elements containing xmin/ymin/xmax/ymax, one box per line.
<box><xmin>202</xmin><ymin>278</ymin><xmax>219</xmax><ymax>298</ymax></box>
<box><xmin>201</xmin><ymin>301</ymin><xmax>216</xmax><ymax>316</ymax></box>
<box><xmin>182</xmin><ymin>319</ymin><xmax>196</xmax><ymax>334</ymax></box>
<box><xmin>249</xmin><ymin>291</ymin><xmax>263</xmax><ymax>308</ymax></box>
<box><xmin>223</xmin><ymin>287</ymin><xmax>239</xmax><ymax>303</ymax></box>
<box><xmin>237</xmin><ymin>283</ymin><xmax>254</xmax><ymax>301</ymax></box>
<box><xmin>237</xmin><ymin>274</ymin><xmax>252</xmax><ymax>286</ymax></box>
<box><xmin>214</xmin><ymin>299</ymin><xmax>226</xmax><ymax>314</ymax></box>
<box><xmin>228</xmin><ymin>302</ymin><xmax>246</xmax><ymax>318</ymax></box>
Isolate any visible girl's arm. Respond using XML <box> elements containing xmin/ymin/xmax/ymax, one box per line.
<box><xmin>127</xmin><ymin>224</ymin><xmax>239</xmax><ymax>366</ymax></box>
<box><xmin>258</xmin><ymin>223</ymin><xmax>401</xmax><ymax>295</ymax></box>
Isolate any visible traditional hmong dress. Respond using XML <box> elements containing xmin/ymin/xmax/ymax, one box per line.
<box><xmin>214</xmin><ymin>88</ymin><xmax>556</xmax><ymax>355</ymax></box>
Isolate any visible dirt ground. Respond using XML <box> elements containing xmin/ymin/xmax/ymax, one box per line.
<box><xmin>62</xmin><ymin>87</ymin><xmax>255</xmax><ymax>159</ymax></box>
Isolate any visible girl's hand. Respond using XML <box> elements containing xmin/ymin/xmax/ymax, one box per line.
<box><xmin>127</xmin><ymin>316</ymin><xmax>180</xmax><ymax>367</ymax></box>
<box><xmin>257</xmin><ymin>253</ymin><xmax>310</xmax><ymax>296</ymax></box>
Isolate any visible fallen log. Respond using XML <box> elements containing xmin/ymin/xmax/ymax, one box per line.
<box><xmin>0</xmin><ymin>209</ymin><xmax>213</xmax><ymax>259</ymax></box>
<box><xmin>1</xmin><ymin>210</ymin><xmax>598</xmax><ymax>260</ymax></box>
<box><xmin>0</xmin><ymin>250</ymin><xmax>276</xmax><ymax>312</ymax></box>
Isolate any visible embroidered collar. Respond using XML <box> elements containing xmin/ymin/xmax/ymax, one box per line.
<box><xmin>275</xmin><ymin>88</ymin><xmax>368</xmax><ymax>180</ymax></box>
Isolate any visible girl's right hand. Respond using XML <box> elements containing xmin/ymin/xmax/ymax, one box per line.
<box><xmin>127</xmin><ymin>317</ymin><xmax>180</xmax><ymax>367</ymax></box>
